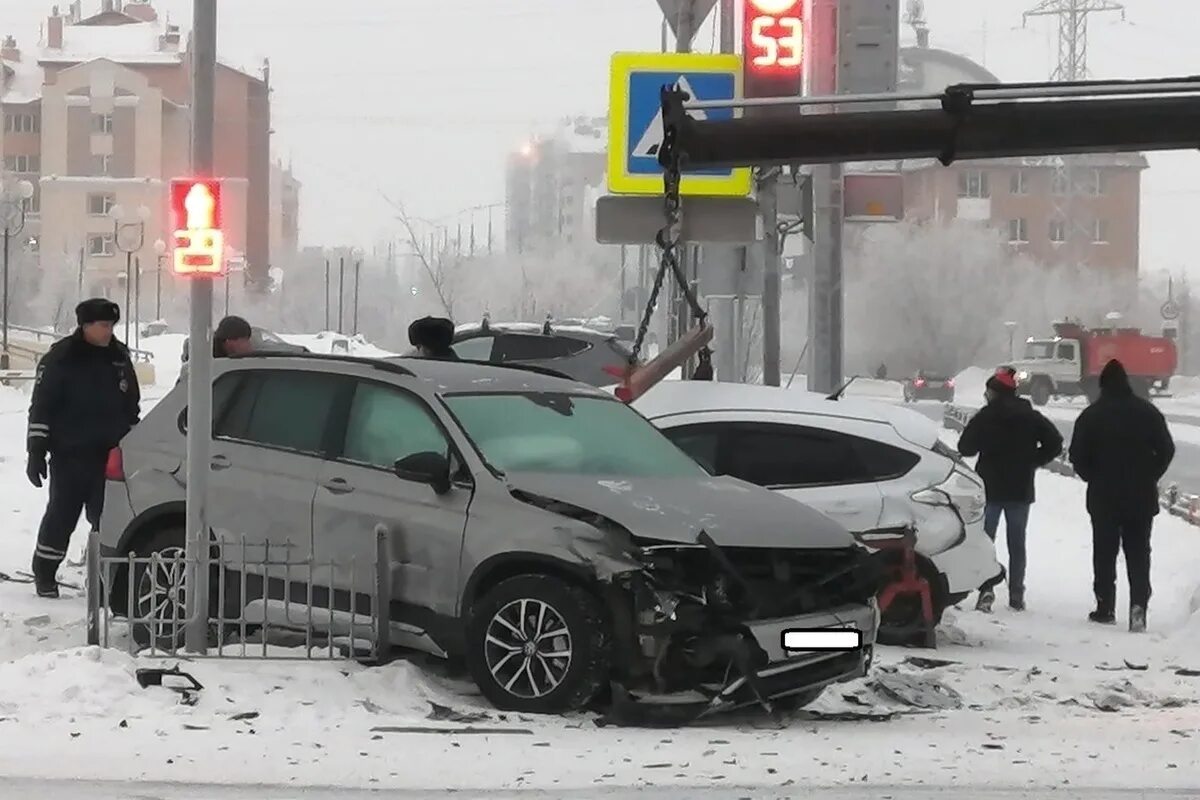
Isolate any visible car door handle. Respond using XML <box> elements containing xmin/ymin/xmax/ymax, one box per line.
<box><xmin>321</xmin><ymin>477</ymin><xmax>355</xmax><ymax>495</ymax></box>
<box><xmin>210</xmin><ymin>454</ymin><xmax>231</xmax><ymax>471</ymax></box>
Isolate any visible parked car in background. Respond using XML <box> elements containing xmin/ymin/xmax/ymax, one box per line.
<box><xmin>634</xmin><ymin>381</ymin><xmax>1001</xmax><ymax>641</ymax></box>
<box><xmin>181</xmin><ymin>326</ymin><xmax>309</xmax><ymax>362</ymax></box>
<box><xmin>100</xmin><ymin>354</ymin><xmax>882</xmax><ymax>717</ymax></box>
<box><xmin>408</xmin><ymin>320</ymin><xmax>640</xmax><ymax>388</ymax></box>
<box><xmin>903</xmin><ymin>371</ymin><xmax>956</xmax><ymax>403</ymax></box>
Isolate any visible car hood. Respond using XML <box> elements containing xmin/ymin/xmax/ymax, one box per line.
<box><xmin>506</xmin><ymin>472</ymin><xmax>855</xmax><ymax>550</ymax></box>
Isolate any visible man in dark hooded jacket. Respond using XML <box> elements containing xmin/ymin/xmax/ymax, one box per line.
<box><xmin>958</xmin><ymin>366</ymin><xmax>1063</xmax><ymax>612</ymax></box>
<box><xmin>408</xmin><ymin>316</ymin><xmax>459</xmax><ymax>360</ymax></box>
<box><xmin>1069</xmin><ymin>359</ymin><xmax>1175</xmax><ymax>632</ymax></box>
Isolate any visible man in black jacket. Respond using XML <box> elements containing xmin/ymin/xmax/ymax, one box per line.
<box><xmin>958</xmin><ymin>367</ymin><xmax>1063</xmax><ymax>612</ymax></box>
<box><xmin>26</xmin><ymin>299</ymin><xmax>141</xmax><ymax>598</ymax></box>
<box><xmin>1069</xmin><ymin>359</ymin><xmax>1175</xmax><ymax>632</ymax></box>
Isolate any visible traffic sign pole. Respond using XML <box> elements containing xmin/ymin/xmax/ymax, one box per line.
<box><xmin>184</xmin><ymin>0</ymin><xmax>217</xmax><ymax>655</ymax></box>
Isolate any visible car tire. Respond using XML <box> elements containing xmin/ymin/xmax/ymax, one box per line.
<box><xmin>128</xmin><ymin>527</ymin><xmax>235</xmax><ymax>652</ymax></box>
<box><xmin>466</xmin><ymin>574</ymin><xmax>611</xmax><ymax>714</ymax></box>
<box><xmin>876</xmin><ymin>593</ymin><xmax>948</xmax><ymax>647</ymax></box>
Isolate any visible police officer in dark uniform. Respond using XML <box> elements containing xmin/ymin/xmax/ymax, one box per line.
<box><xmin>26</xmin><ymin>298</ymin><xmax>141</xmax><ymax>598</ymax></box>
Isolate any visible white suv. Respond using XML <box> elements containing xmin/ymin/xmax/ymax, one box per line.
<box><xmin>633</xmin><ymin>382</ymin><xmax>1002</xmax><ymax>639</ymax></box>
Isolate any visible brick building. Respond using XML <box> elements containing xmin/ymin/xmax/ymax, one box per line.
<box><xmin>895</xmin><ymin>45</ymin><xmax>1146</xmax><ymax>276</ymax></box>
<box><xmin>0</xmin><ymin>0</ymin><xmax>295</xmax><ymax>302</ymax></box>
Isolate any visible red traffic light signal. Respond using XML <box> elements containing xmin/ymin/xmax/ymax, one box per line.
<box><xmin>742</xmin><ymin>0</ymin><xmax>804</xmax><ymax>100</ymax></box>
<box><xmin>169</xmin><ymin>178</ymin><xmax>225</xmax><ymax>276</ymax></box>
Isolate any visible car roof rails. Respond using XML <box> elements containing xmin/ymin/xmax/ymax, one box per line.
<box><xmin>228</xmin><ymin>351</ymin><xmax>416</xmax><ymax>377</ymax></box>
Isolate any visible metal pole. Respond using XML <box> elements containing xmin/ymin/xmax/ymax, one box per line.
<box><xmin>338</xmin><ymin>256</ymin><xmax>345</xmax><ymax>334</ymax></box>
<box><xmin>618</xmin><ymin>245</ymin><xmax>627</xmax><ymax>323</ymax></box>
<box><xmin>324</xmin><ymin>258</ymin><xmax>330</xmax><ymax>330</ymax></box>
<box><xmin>184</xmin><ymin>0</ymin><xmax>217</xmax><ymax>655</ymax></box>
<box><xmin>353</xmin><ymin>259</ymin><xmax>361</xmax><ymax>335</ymax></box>
<box><xmin>807</xmin><ymin>0</ymin><xmax>841</xmax><ymax>394</ymax></box>
<box><xmin>78</xmin><ymin>247</ymin><xmax>85</xmax><ymax>304</ymax></box>
<box><xmin>761</xmin><ymin>174</ymin><xmax>782</xmax><ymax>386</ymax></box>
<box><xmin>224</xmin><ymin>273</ymin><xmax>230</xmax><ymax>316</ymax></box>
<box><xmin>156</xmin><ymin>258</ymin><xmax>162</xmax><ymax>320</ymax></box>
<box><xmin>718</xmin><ymin>0</ymin><xmax>739</xmax><ymax>382</ymax></box>
<box><xmin>2</xmin><ymin>227</ymin><xmax>9</xmax><ymax>372</ymax></box>
<box><xmin>124</xmin><ymin>251</ymin><xmax>132</xmax><ymax>344</ymax></box>
<box><xmin>133</xmin><ymin>255</ymin><xmax>141</xmax><ymax>351</ymax></box>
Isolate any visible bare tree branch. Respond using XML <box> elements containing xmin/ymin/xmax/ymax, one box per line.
<box><xmin>378</xmin><ymin>190</ymin><xmax>455</xmax><ymax>318</ymax></box>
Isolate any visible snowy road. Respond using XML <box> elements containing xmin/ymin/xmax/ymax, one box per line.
<box><xmin>14</xmin><ymin>779</ymin><xmax>1200</xmax><ymax>800</ymax></box>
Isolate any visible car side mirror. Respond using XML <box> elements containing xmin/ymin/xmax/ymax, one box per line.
<box><xmin>393</xmin><ymin>451</ymin><xmax>452</xmax><ymax>495</ymax></box>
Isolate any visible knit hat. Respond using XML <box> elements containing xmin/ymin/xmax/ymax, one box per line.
<box><xmin>214</xmin><ymin>315</ymin><xmax>253</xmax><ymax>342</ymax></box>
<box><xmin>76</xmin><ymin>298</ymin><xmax>120</xmax><ymax>326</ymax></box>
<box><xmin>986</xmin><ymin>367</ymin><xmax>1017</xmax><ymax>393</ymax></box>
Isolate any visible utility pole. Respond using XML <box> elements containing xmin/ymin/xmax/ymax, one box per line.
<box><xmin>761</xmin><ymin>168</ymin><xmax>783</xmax><ymax>386</ymax></box>
<box><xmin>717</xmin><ymin>0</ymin><xmax>741</xmax><ymax>382</ymax></box>
<box><xmin>338</xmin><ymin>255</ymin><xmax>345</xmax><ymax>334</ymax></box>
<box><xmin>1023</xmin><ymin>0</ymin><xmax>1126</xmax><ymax>267</ymax></box>
<box><xmin>324</xmin><ymin>258</ymin><xmax>330</xmax><ymax>330</ymax></box>
<box><xmin>184</xmin><ymin>0</ymin><xmax>217</xmax><ymax>655</ymax></box>
<box><xmin>671</xmin><ymin>5</ymin><xmax>695</xmax><ymax>371</ymax></box>
<box><xmin>807</xmin><ymin>0</ymin><xmax>898</xmax><ymax>394</ymax></box>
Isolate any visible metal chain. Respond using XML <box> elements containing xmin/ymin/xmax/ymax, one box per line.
<box><xmin>627</xmin><ymin>90</ymin><xmax>709</xmax><ymax>370</ymax></box>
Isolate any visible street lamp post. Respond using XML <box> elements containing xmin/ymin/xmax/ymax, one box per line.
<box><xmin>110</xmin><ymin>204</ymin><xmax>150</xmax><ymax>347</ymax></box>
<box><xmin>154</xmin><ymin>239</ymin><xmax>167</xmax><ymax>320</ymax></box>
<box><xmin>0</xmin><ymin>179</ymin><xmax>35</xmax><ymax>371</ymax></box>
<box><xmin>1004</xmin><ymin>321</ymin><xmax>1018</xmax><ymax>362</ymax></box>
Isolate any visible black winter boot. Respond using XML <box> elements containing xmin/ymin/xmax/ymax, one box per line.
<box><xmin>31</xmin><ymin>554</ymin><xmax>59</xmax><ymax>599</ymax></box>
<box><xmin>1129</xmin><ymin>605</ymin><xmax>1147</xmax><ymax>633</ymax></box>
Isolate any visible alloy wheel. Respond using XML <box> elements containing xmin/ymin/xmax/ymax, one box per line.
<box><xmin>483</xmin><ymin>598</ymin><xmax>573</xmax><ymax>699</ymax></box>
<box><xmin>135</xmin><ymin>547</ymin><xmax>188</xmax><ymax>647</ymax></box>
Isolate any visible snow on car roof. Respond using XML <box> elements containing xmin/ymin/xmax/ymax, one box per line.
<box><xmin>632</xmin><ymin>380</ymin><xmax>940</xmax><ymax>449</ymax></box>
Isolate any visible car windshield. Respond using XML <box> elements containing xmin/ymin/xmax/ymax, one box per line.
<box><xmin>1024</xmin><ymin>341</ymin><xmax>1056</xmax><ymax>359</ymax></box>
<box><xmin>444</xmin><ymin>392</ymin><xmax>707</xmax><ymax>478</ymax></box>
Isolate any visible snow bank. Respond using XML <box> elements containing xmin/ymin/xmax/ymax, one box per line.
<box><xmin>279</xmin><ymin>331</ymin><xmax>397</xmax><ymax>358</ymax></box>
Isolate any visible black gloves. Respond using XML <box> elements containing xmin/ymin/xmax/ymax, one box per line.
<box><xmin>26</xmin><ymin>450</ymin><xmax>47</xmax><ymax>489</ymax></box>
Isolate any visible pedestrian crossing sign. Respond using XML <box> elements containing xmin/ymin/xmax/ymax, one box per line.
<box><xmin>607</xmin><ymin>52</ymin><xmax>751</xmax><ymax>197</ymax></box>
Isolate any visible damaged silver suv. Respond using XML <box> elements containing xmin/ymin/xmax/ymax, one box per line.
<box><xmin>99</xmin><ymin>354</ymin><xmax>882</xmax><ymax>717</ymax></box>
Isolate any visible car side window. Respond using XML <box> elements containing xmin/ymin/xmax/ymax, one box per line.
<box><xmin>178</xmin><ymin>372</ymin><xmax>244</xmax><ymax>434</ymax></box>
<box><xmin>661</xmin><ymin>425</ymin><xmax>720</xmax><ymax>474</ymax></box>
<box><xmin>851</xmin><ymin>438</ymin><xmax>920</xmax><ymax>482</ymax></box>
<box><xmin>451</xmin><ymin>334</ymin><xmax>495</xmax><ymax>361</ymax></box>
<box><xmin>216</xmin><ymin>369</ymin><xmax>343</xmax><ymax>455</ymax></box>
<box><xmin>342</xmin><ymin>382</ymin><xmax>449</xmax><ymax>470</ymax></box>
<box><xmin>723</xmin><ymin>423</ymin><xmax>874</xmax><ymax>488</ymax></box>
<box><xmin>493</xmin><ymin>333</ymin><xmax>583</xmax><ymax>362</ymax></box>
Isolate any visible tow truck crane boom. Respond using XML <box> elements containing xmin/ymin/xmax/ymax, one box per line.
<box><xmin>659</xmin><ymin>77</ymin><xmax>1200</xmax><ymax>170</ymax></box>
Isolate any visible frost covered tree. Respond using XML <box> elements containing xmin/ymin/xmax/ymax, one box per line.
<box><xmin>844</xmin><ymin>220</ymin><xmax>1135</xmax><ymax>377</ymax></box>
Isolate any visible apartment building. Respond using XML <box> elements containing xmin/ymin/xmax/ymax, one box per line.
<box><xmin>505</xmin><ymin>116</ymin><xmax>606</xmax><ymax>255</ymax></box>
<box><xmin>896</xmin><ymin>44</ymin><xmax>1145</xmax><ymax>276</ymax></box>
<box><xmin>0</xmin><ymin>0</ymin><xmax>284</xmax><ymax>302</ymax></box>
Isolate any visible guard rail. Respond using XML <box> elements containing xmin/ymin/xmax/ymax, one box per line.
<box><xmin>942</xmin><ymin>404</ymin><xmax>1197</xmax><ymax>527</ymax></box>
<box><xmin>6</xmin><ymin>323</ymin><xmax>154</xmax><ymax>363</ymax></box>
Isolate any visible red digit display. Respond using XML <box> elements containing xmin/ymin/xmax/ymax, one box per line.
<box><xmin>742</xmin><ymin>0</ymin><xmax>804</xmax><ymax>100</ymax></box>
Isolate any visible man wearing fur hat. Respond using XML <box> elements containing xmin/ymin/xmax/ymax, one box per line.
<box><xmin>25</xmin><ymin>299</ymin><xmax>141</xmax><ymax>598</ymax></box>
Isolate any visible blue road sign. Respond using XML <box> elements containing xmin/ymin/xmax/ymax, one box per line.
<box><xmin>607</xmin><ymin>52</ymin><xmax>751</xmax><ymax>196</ymax></box>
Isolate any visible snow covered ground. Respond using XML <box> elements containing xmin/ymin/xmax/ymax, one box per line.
<box><xmin>1</xmin><ymin>348</ymin><xmax>1198</xmax><ymax>791</ymax></box>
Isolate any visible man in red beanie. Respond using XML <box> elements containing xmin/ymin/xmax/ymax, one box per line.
<box><xmin>958</xmin><ymin>365</ymin><xmax>1063</xmax><ymax>612</ymax></box>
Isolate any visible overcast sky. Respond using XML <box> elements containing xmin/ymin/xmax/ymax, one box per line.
<box><xmin>6</xmin><ymin>0</ymin><xmax>1199</xmax><ymax>275</ymax></box>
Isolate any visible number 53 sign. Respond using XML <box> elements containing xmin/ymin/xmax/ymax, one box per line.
<box><xmin>742</xmin><ymin>0</ymin><xmax>804</xmax><ymax>99</ymax></box>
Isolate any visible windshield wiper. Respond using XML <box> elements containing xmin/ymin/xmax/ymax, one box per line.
<box><xmin>527</xmin><ymin>393</ymin><xmax>575</xmax><ymax>417</ymax></box>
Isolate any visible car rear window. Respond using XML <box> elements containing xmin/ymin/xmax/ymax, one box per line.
<box><xmin>493</xmin><ymin>333</ymin><xmax>590</xmax><ymax>361</ymax></box>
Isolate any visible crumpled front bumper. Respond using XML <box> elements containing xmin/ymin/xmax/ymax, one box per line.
<box><xmin>705</xmin><ymin>600</ymin><xmax>879</xmax><ymax>712</ymax></box>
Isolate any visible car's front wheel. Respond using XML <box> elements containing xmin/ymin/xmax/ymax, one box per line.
<box><xmin>465</xmin><ymin>575</ymin><xmax>610</xmax><ymax>714</ymax></box>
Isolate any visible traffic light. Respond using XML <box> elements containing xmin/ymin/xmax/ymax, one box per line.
<box><xmin>741</xmin><ymin>0</ymin><xmax>804</xmax><ymax>101</ymax></box>
<box><xmin>169</xmin><ymin>178</ymin><xmax>225</xmax><ymax>276</ymax></box>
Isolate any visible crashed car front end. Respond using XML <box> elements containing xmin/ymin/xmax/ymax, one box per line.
<box><xmin>598</xmin><ymin>534</ymin><xmax>884</xmax><ymax>722</ymax></box>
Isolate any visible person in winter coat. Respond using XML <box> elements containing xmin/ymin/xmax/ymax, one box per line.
<box><xmin>1068</xmin><ymin>359</ymin><xmax>1175</xmax><ymax>632</ymax></box>
<box><xmin>26</xmin><ymin>299</ymin><xmax>141</xmax><ymax>598</ymax></box>
<box><xmin>408</xmin><ymin>316</ymin><xmax>459</xmax><ymax>360</ymax></box>
<box><xmin>957</xmin><ymin>366</ymin><xmax>1063</xmax><ymax>612</ymax></box>
<box><xmin>176</xmin><ymin>315</ymin><xmax>256</xmax><ymax>385</ymax></box>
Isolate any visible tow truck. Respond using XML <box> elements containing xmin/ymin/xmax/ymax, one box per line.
<box><xmin>1012</xmin><ymin>320</ymin><xmax>1177</xmax><ymax>405</ymax></box>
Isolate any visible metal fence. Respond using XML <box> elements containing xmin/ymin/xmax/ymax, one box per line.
<box><xmin>942</xmin><ymin>403</ymin><xmax>1200</xmax><ymax>527</ymax></box>
<box><xmin>85</xmin><ymin>526</ymin><xmax>393</xmax><ymax>663</ymax></box>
